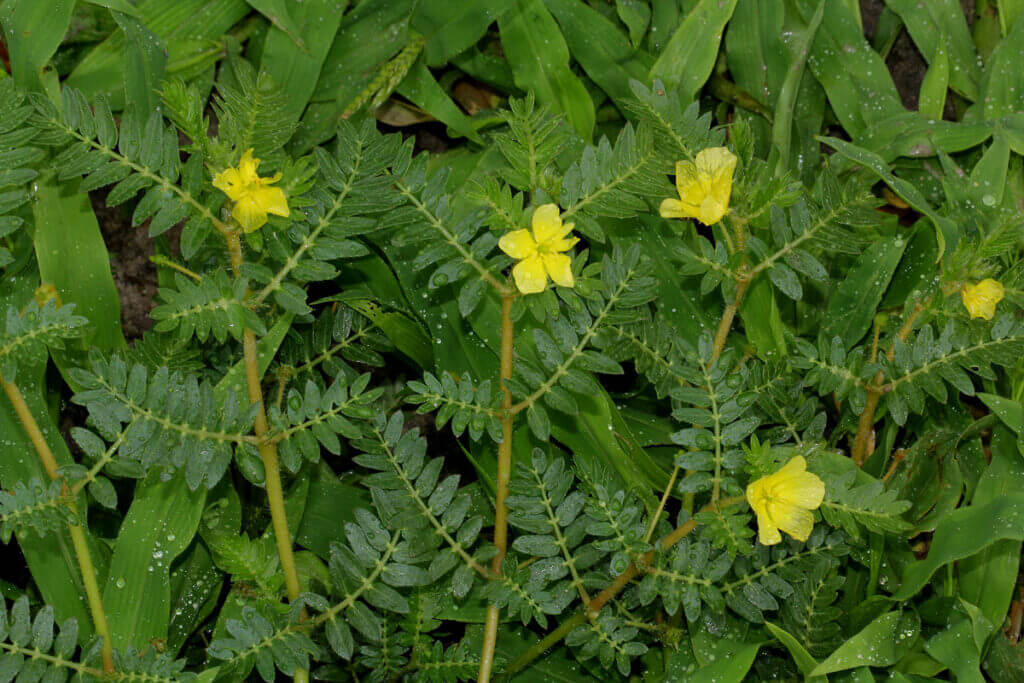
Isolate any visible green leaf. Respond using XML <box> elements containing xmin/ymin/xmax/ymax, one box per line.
<box><xmin>113</xmin><ymin>10</ymin><xmax>168</xmax><ymax>120</ymax></box>
<box><xmin>987</xmin><ymin>14</ymin><xmax>1024</xmax><ymax>120</ymax></box>
<box><xmin>346</xmin><ymin>299</ymin><xmax>434</xmax><ymax>371</ymax></box>
<box><xmin>687</xmin><ymin>641</ymin><xmax>761</xmax><ymax>682</ymax></box>
<box><xmin>295</xmin><ymin>465</ymin><xmax>369</xmax><ymax>560</ymax></box>
<box><xmin>811</xmin><ymin>611</ymin><xmax>906</xmax><ymax>675</ymax></box>
<box><xmin>396</xmin><ymin>58</ymin><xmax>484</xmax><ymax>144</ymax></box>
<box><xmin>821</xmin><ymin>235</ymin><xmax>907</xmax><ymax>350</ymax></box>
<box><xmin>498</xmin><ymin>0</ymin><xmax>595</xmax><ymax>140</ymax></box>
<box><xmin>798</xmin><ymin>0</ymin><xmax>903</xmax><ymax>136</ymax></box>
<box><xmin>259</xmin><ymin>0</ymin><xmax>346</xmax><ymax>130</ymax></box>
<box><xmin>740</xmin><ymin>277</ymin><xmax>787</xmax><ymax>357</ymax></box>
<box><xmin>770</xmin><ymin>0</ymin><xmax>825</xmax><ymax>177</ymax></box>
<box><xmin>101</xmin><ymin>472</ymin><xmax>207</xmax><ymax>650</ymax></box>
<box><xmin>917</xmin><ymin>37</ymin><xmax>949</xmax><ymax>120</ymax></box>
<box><xmin>101</xmin><ymin>309</ymin><xmax>292</xmax><ymax>649</ymax></box>
<box><xmin>764</xmin><ymin>622</ymin><xmax>824</xmax><ymax>680</ymax></box>
<box><xmin>544</xmin><ymin>0</ymin><xmax>651</xmax><ymax>104</ymax></box>
<box><xmin>978</xmin><ymin>394</ymin><xmax>1024</xmax><ymax>434</ymax></box>
<box><xmin>1000</xmin><ymin>1</ymin><xmax>1024</xmax><ymax>35</ymax></box>
<box><xmin>968</xmin><ymin>135</ymin><xmax>1011</xmax><ymax>207</ymax></box>
<box><xmin>215</xmin><ymin>315</ymin><xmax>294</xmax><ymax>404</ymax></box>
<box><xmin>310</xmin><ymin>0</ymin><xmax>415</xmax><ymax>107</ymax></box>
<box><xmin>32</xmin><ymin>174</ymin><xmax>127</xmax><ymax>382</ymax></box>
<box><xmin>66</xmin><ymin>0</ymin><xmax>250</xmax><ymax>110</ymax></box>
<box><xmin>616</xmin><ymin>0</ymin><xmax>650</xmax><ymax>47</ymax></box>
<box><xmin>892</xmin><ymin>493</ymin><xmax>1024</xmax><ymax>600</ymax></box>
<box><xmin>245</xmin><ymin>0</ymin><xmax>310</xmax><ymax>52</ymax></box>
<box><xmin>959</xmin><ymin>429</ymin><xmax>1024</xmax><ymax>627</ymax></box>
<box><xmin>0</xmin><ymin>0</ymin><xmax>75</xmax><ymax>91</ymax></box>
<box><xmin>412</xmin><ymin>0</ymin><xmax>506</xmax><ymax>67</ymax></box>
<box><xmin>80</xmin><ymin>0</ymin><xmax>143</xmax><ymax>18</ymax></box>
<box><xmin>884</xmin><ymin>0</ymin><xmax>980</xmax><ymax>101</ymax></box>
<box><xmin>924</xmin><ymin>600</ymin><xmax>991</xmax><ymax>683</ymax></box>
<box><xmin>649</xmin><ymin>0</ymin><xmax>739</xmax><ymax>103</ymax></box>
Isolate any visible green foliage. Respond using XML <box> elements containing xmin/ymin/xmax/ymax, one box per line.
<box><xmin>0</xmin><ymin>78</ymin><xmax>42</xmax><ymax>269</ymax></box>
<box><xmin>0</xmin><ymin>301</ymin><xmax>88</xmax><ymax>382</ymax></box>
<box><xmin>70</xmin><ymin>353</ymin><xmax>258</xmax><ymax>489</ymax></box>
<box><xmin>0</xmin><ymin>2</ymin><xmax>1023</xmax><ymax>681</ymax></box>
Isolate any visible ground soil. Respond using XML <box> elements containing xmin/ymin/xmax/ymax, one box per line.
<box><xmin>92</xmin><ymin>193</ymin><xmax>179</xmax><ymax>339</ymax></box>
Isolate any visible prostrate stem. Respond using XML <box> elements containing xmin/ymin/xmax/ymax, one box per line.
<box><xmin>478</xmin><ymin>293</ymin><xmax>517</xmax><ymax>682</ymax></box>
<box><xmin>1</xmin><ymin>379</ymin><xmax>115</xmax><ymax>673</ymax></box>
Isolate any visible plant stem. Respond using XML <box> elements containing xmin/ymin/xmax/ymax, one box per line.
<box><xmin>502</xmin><ymin>496</ymin><xmax>745</xmax><ymax>677</ymax></box>
<box><xmin>225</xmin><ymin>230</ymin><xmax>306</xmax><ymax>682</ymax></box>
<box><xmin>712</xmin><ymin>217</ymin><xmax>751</xmax><ymax>363</ymax></box>
<box><xmin>243</xmin><ymin>329</ymin><xmax>302</xmax><ymax>600</ymax></box>
<box><xmin>478</xmin><ymin>293</ymin><xmax>516</xmax><ymax>683</ymax></box>
<box><xmin>644</xmin><ymin>466</ymin><xmax>679</xmax><ymax>544</ymax></box>
<box><xmin>712</xmin><ymin>276</ymin><xmax>750</xmax><ymax>363</ymax></box>
<box><xmin>1</xmin><ymin>379</ymin><xmax>114</xmax><ymax>673</ymax></box>
<box><xmin>851</xmin><ymin>301</ymin><xmax>928</xmax><ymax>465</ymax></box>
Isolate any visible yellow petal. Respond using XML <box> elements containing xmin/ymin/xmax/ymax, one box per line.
<box><xmin>695</xmin><ymin>147</ymin><xmax>738</xmax><ymax>178</ymax></box>
<box><xmin>238</xmin><ymin>148</ymin><xmax>260</xmax><ymax>184</ymax></box>
<box><xmin>660</xmin><ymin>198</ymin><xmax>689</xmax><ymax>219</ymax></box>
<box><xmin>212</xmin><ymin>168</ymin><xmax>245</xmax><ymax>201</ymax></box>
<box><xmin>768</xmin><ymin>502</ymin><xmax>815</xmax><ymax>542</ymax></box>
<box><xmin>547</xmin><ymin>235</ymin><xmax>579</xmax><ymax>253</ymax></box>
<box><xmin>499</xmin><ymin>229</ymin><xmax>538</xmax><ymax>259</ymax></box>
<box><xmin>674</xmin><ymin>160</ymin><xmax>704</xmax><ymax>208</ymax></box>
<box><xmin>512</xmin><ymin>255</ymin><xmax>548</xmax><ymax>294</ymax></box>
<box><xmin>775</xmin><ymin>473</ymin><xmax>825</xmax><ymax>509</ymax></box>
<box><xmin>253</xmin><ymin>186</ymin><xmax>289</xmax><ymax>218</ymax></box>
<box><xmin>961</xmin><ymin>279</ymin><xmax>1004</xmax><ymax>320</ymax></box>
<box><xmin>232</xmin><ymin>195</ymin><xmax>268</xmax><ymax>233</ymax></box>
<box><xmin>755</xmin><ymin>510</ymin><xmax>782</xmax><ymax>546</ymax></box>
<box><xmin>531</xmin><ymin>203</ymin><xmax>570</xmax><ymax>245</ymax></box>
<box><xmin>542</xmin><ymin>253</ymin><xmax>574</xmax><ymax>288</ymax></box>
<box><xmin>697</xmin><ymin>195</ymin><xmax>729</xmax><ymax>225</ymax></box>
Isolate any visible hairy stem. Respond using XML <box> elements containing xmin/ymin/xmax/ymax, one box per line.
<box><xmin>478</xmin><ymin>293</ymin><xmax>517</xmax><ymax>682</ymax></box>
<box><xmin>1</xmin><ymin>379</ymin><xmax>114</xmax><ymax>673</ymax></box>
<box><xmin>225</xmin><ymin>230</ymin><xmax>306</xmax><ymax>682</ymax></box>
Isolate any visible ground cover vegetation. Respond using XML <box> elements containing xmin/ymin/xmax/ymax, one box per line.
<box><xmin>1</xmin><ymin>0</ymin><xmax>1024</xmax><ymax>680</ymax></box>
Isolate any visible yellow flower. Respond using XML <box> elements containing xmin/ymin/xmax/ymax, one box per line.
<box><xmin>659</xmin><ymin>147</ymin><xmax>737</xmax><ymax>225</ymax></box>
<box><xmin>212</xmin><ymin>149</ymin><xmax>290</xmax><ymax>233</ymax></box>
<box><xmin>746</xmin><ymin>456</ymin><xmax>825</xmax><ymax>546</ymax></box>
<box><xmin>498</xmin><ymin>204</ymin><xmax>578</xmax><ymax>295</ymax></box>
<box><xmin>33</xmin><ymin>283</ymin><xmax>61</xmax><ymax>308</ymax></box>
<box><xmin>960</xmin><ymin>279</ymin><xmax>1004</xmax><ymax>320</ymax></box>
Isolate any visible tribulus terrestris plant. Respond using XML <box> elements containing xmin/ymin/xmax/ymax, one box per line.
<box><xmin>2</xmin><ymin>1</ymin><xmax>1024</xmax><ymax>682</ymax></box>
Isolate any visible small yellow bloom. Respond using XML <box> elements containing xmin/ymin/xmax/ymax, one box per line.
<box><xmin>660</xmin><ymin>147</ymin><xmax>737</xmax><ymax>225</ymax></box>
<box><xmin>498</xmin><ymin>204</ymin><xmax>578</xmax><ymax>295</ymax></box>
<box><xmin>33</xmin><ymin>283</ymin><xmax>61</xmax><ymax>308</ymax></box>
<box><xmin>746</xmin><ymin>456</ymin><xmax>825</xmax><ymax>546</ymax></box>
<box><xmin>960</xmin><ymin>279</ymin><xmax>1004</xmax><ymax>320</ymax></box>
<box><xmin>212</xmin><ymin>149</ymin><xmax>290</xmax><ymax>233</ymax></box>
